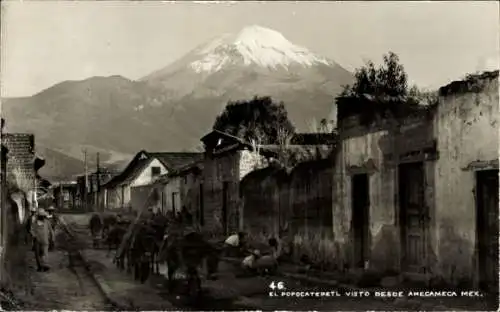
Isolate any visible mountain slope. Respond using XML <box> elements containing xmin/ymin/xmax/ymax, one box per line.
<box><xmin>2</xmin><ymin>75</ymin><xmax>190</xmax><ymax>152</ymax></box>
<box><xmin>2</xmin><ymin>25</ymin><xmax>353</xmax><ymax>180</ymax></box>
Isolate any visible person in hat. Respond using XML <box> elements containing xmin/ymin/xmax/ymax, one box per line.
<box><xmin>30</xmin><ymin>209</ymin><xmax>55</xmax><ymax>272</ymax></box>
<box><xmin>25</xmin><ymin>206</ymin><xmax>38</xmax><ymax>245</ymax></box>
<box><xmin>46</xmin><ymin>205</ymin><xmax>57</xmax><ymax>251</ymax></box>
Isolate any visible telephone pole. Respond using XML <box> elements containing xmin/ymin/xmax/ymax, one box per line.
<box><xmin>96</xmin><ymin>152</ymin><xmax>100</xmax><ymax>212</ymax></box>
<box><xmin>83</xmin><ymin>148</ymin><xmax>88</xmax><ymax>212</ymax></box>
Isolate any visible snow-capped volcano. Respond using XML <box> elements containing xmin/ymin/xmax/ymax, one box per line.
<box><xmin>189</xmin><ymin>25</ymin><xmax>331</xmax><ymax>73</ymax></box>
<box><xmin>139</xmin><ymin>25</ymin><xmax>353</xmax><ymax>145</ymax></box>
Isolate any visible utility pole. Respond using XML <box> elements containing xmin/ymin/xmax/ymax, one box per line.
<box><xmin>60</xmin><ymin>183</ymin><xmax>63</xmax><ymax>209</ymax></box>
<box><xmin>96</xmin><ymin>152</ymin><xmax>100</xmax><ymax>212</ymax></box>
<box><xmin>83</xmin><ymin>148</ymin><xmax>88</xmax><ymax>212</ymax></box>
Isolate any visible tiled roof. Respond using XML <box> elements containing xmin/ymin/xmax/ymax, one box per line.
<box><xmin>103</xmin><ymin>156</ymin><xmax>151</xmax><ymax>188</ymax></box>
<box><xmin>148</xmin><ymin>152</ymin><xmax>203</xmax><ymax>171</ymax></box>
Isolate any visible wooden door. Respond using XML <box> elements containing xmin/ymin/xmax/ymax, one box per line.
<box><xmin>399</xmin><ymin>162</ymin><xmax>427</xmax><ymax>273</ymax></box>
<box><xmin>351</xmin><ymin>173</ymin><xmax>370</xmax><ymax>269</ymax></box>
<box><xmin>476</xmin><ymin>169</ymin><xmax>499</xmax><ymax>293</ymax></box>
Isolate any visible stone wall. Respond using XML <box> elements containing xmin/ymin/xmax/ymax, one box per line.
<box><xmin>240</xmin><ymin>167</ymin><xmax>285</xmax><ymax>237</ymax></box>
<box><xmin>289</xmin><ymin>159</ymin><xmax>333</xmax><ymax>235</ymax></box>
<box><xmin>179</xmin><ymin>170</ymin><xmax>203</xmax><ymax>225</ymax></box>
<box><xmin>202</xmin><ymin>149</ymin><xmax>241</xmax><ymax>235</ymax></box>
<box><xmin>2</xmin><ymin>134</ymin><xmax>35</xmax><ymax>195</ymax></box>
<box><xmin>240</xmin><ymin>159</ymin><xmax>333</xmax><ymax>239</ymax></box>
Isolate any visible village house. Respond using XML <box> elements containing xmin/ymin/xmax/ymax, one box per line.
<box><xmin>102</xmin><ymin>150</ymin><xmax>202</xmax><ymax>213</ymax></box>
<box><xmin>332</xmin><ymin>70</ymin><xmax>499</xmax><ymax>291</ymax></box>
<box><xmin>52</xmin><ymin>181</ymin><xmax>78</xmax><ymax>210</ymax></box>
<box><xmin>200</xmin><ymin>129</ymin><xmax>336</xmax><ymax>237</ymax></box>
<box><xmin>162</xmin><ymin>159</ymin><xmax>204</xmax><ymax>217</ymax></box>
<box><xmin>132</xmin><ymin>157</ymin><xmax>204</xmax><ymax>217</ymax></box>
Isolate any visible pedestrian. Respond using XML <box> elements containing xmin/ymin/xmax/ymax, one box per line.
<box><xmin>30</xmin><ymin>209</ymin><xmax>55</xmax><ymax>272</ymax></box>
<box><xmin>46</xmin><ymin>205</ymin><xmax>57</xmax><ymax>251</ymax></box>
<box><xmin>25</xmin><ymin>206</ymin><xmax>37</xmax><ymax>245</ymax></box>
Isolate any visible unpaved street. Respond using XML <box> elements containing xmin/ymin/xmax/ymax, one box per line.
<box><xmin>8</xmin><ymin>217</ymin><xmax>117</xmax><ymax>311</ymax></box>
<box><xmin>59</xmin><ymin>213</ymin><xmax>495</xmax><ymax>311</ymax></box>
<box><xmin>6</xmin><ymin>213</ymin><xmax>495</xmax><ymax>311</ymax></box>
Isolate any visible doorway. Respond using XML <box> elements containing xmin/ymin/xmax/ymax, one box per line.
<box><xmin>351</xmin><ymin>173</ymin><xmax>370</xmax><ymax>269</ymax></box>
<box><xmin>399</xmin><ymin>162</ymin><xmax>427</xmax><ymax>273</ymax></box>
<box><xmin>222</xmin><ymin>181</ymin><xmax>229</xmax><ymax>235</ymax></box>
<box><xmin>476</xmin><ymin>169</ymin><xmax>499</xmax><ymax>293</ymax></box>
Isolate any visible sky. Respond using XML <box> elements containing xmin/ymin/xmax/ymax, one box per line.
<box><xmin>1</xmin><ymin>1</ymin><xmax>499</xmax><ymax>98</ymax></box>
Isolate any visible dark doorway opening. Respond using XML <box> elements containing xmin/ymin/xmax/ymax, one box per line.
<box><xmin>198</xmin><ymin>183</ymin><xmax>205</xmax><ymax>226</ymax></box>
<box><xmin>476</xmin><ymin>169</ymin><xmax>499</xmax><ymax>293</ymax></box>
<box><xmin>222</xmin><ymin>181</ymin><xmax>229</xmax><ymax>236</ymax></box>
<box><xmin>351</xmin><ymin>173</ymin><xmax>370</xmax><ymax>269</ymax></box>
<box><xmin>171</xmin><ymin>192</ymin><xmax>177</xmax><ymax>215</ymax></box>
<box><xmin>399</xmin><ymin>162</ymin><xmax>427</xmax><ymax>273</ymax></box>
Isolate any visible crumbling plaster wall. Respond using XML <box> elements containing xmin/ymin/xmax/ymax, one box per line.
<box><xmin>432</xmin><ymin>75</ymin><xmax>499</xmax><ymax>284</ymax></box>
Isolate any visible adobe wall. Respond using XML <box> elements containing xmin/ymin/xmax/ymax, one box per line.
<box><xmin>432</xmin><ymin>72</ymin><xmax>499</xmax><ymax>283</ymax></box>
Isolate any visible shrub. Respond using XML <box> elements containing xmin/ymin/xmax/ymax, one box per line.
<box><xmin>290</xmin><ymin>230</ymin><xmax>337</xmax><ymax>271</ymax></box>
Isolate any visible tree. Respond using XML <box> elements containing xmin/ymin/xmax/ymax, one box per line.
<box><xmin>213</xmin><ymin>96</ymin><xmax>295</xmax><ymax>145</ymax></box>
<box><xmin>340</xmin><ymin>51</ymin><xmax>409</xmax><ymax>99</ymax></box>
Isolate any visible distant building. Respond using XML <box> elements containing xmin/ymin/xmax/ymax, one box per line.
<box><xmin>52</xmin><ymin>181</ymin><xmax>78</xmax><ymax>210</ymax></box>
<box><xmin>102</xmin><ymin>150</ymin><xmax>202</xmax><ymax>213</ymax></box>
<box><xmin>75</xmin><ymin>168</ymin><xmax>119</xmax><ymax>211</ymax></box>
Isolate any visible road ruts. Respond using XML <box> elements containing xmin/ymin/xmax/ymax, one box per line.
<box><xmin>16</xmin><ymin>217</ymin><xmax>120</xmax><ymax>311</ymax></box>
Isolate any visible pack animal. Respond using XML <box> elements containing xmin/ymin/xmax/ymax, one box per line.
<box><xmin>129</xmin><ymin>223</ymin><xmax>158</xmax><ymax>283</ymax></box>
<box><xmin>159</xmin><ymin>231</ymin><xmax>220</xmax><ymax>298</ymax></box>
<box><xmin>105</xmin><ymin>225</ymin><xmax>127</xmax><ymax>256</ymax></box>
<box><xmin>88</xmin><ymin>214</ymin><xmax>103</xmax><ymax>248</ymax></box>
<box><xmin>148</xmin><ymin>215</ymin><xmax>169</xmax><ymax>274</ymax></box>
<box><xmin>102</xmin><ymin>214</ymin><xmax>118</xmax><ymax>239</ymax></box>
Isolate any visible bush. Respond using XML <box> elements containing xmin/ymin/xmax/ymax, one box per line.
<box><xmin>290</xmin><ymin>231</ymin><xmax>337</xmax><ymax>271</ymax></box>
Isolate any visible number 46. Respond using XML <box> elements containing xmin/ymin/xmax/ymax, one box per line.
<box><xmin>269</xmin><ymin>281</ymin><xmax>284</xmax><ymax>290</ymax></box>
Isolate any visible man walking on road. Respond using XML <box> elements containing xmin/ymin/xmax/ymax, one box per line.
<box><xmin>25</xmin><ymin>206</ymin><xmax>37</xmax><ymax>244</ymax></box>
<box><xmin>46</xmin><ymin>205</ymin><xmax>57</xmax><ymax>251</ymax></box>
<box><xmin>30</xmin><ymin>209</ymin><xmax>55</xmax><ymax>272</ymax></box>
